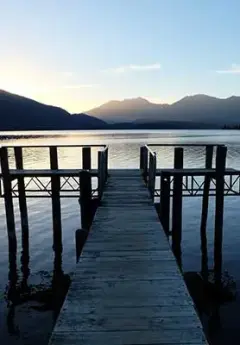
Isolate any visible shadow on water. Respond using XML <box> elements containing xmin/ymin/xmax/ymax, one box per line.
<box><xmin>4</xmin><ymin>226</ymin><xmax>71</xmax><ymax>343</ymax></box>
<box><xmin>184</xmin><ymin>225</ymin><xmax>237</xmax><ymax>345</ymax></box>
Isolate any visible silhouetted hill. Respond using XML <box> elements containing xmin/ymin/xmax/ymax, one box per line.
<box><xmin>87</xmin><ymin>95</ymin><xmax>240</xmax><ymax>127</ymax></box>
<box><xmin>87</xmin><ymin>97</ymin><xmax>169</xmax><ymax>123</ymax></box>
<box><xmin>0</xmin><ymin>90</ymin><xmax>106</xmax><ymax>130</ymax></box>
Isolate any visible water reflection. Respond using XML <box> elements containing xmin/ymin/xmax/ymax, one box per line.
<box><xmin>4</xmin><ymin>224</ymin><xmax>71</xmax><ymax>339</ymax></box>
<box><xmin>184</xmin><ymin>231</ymin><xmax>237</xmax><ymax>342</ymax></box>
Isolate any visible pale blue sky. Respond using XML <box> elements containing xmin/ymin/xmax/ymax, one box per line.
<box><xmin>1</xmin><ymin>0</ymin><xmax>240</xmax><ymax>112</ymax></box>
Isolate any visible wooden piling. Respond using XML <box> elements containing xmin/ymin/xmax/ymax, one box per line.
<box><xmin>0</xmin><ymin>147</ymin><xmax>17</xmax><ymax>255</ymax></box>
<box><xmin>14</xmin><ymin>147</ymin><xmax>29</xmax><ymax>252</ymax></box>
<box><xmin>50</xmin><ymin>146</ymin><xmax>62</xmax><ymax>253</ymax></box>
<box><xmin>200</xmin><ymin>145</ymin><xmax>213</xmax><ymax>280</ymax></box>
<box><xmin>172</xmin><ymin>147</ymin><xmax>183</xmax><ymax>268</ymax></box>
<box><xmin>142</xmin><ymin>147</ymin><xmax>148</xmax><ymax>183</ymax></box>
<box><xmin>140</xmin><ymin>146</ymin><xmax>144</xmax><ymax>170</ymax></box>
<box><xmin>214</xmin><ymin>145</ymin><xmax>227</xmax><ymax>286</ymax></box>
<box><xmin>75</xmin><ymin>228</ymin><xmax>88</xmax><ymax>262</ymax></box>
<box><xmin>104</xmin><ymin>147</ymin><xmax>108</xmax><ymax>181</ymax></box>
<box><xmin>160</xmin><ymin>173</ymin><xmax>171</xmax><ymax>235</ymax></box>
<box><xmin>148</xmin><ymin>153</ymin><xmax>156</xmax><ymax>198</ymax></box>
<box><xmin>82</xmin><ymin>147</ymin><xmax>91</xmax><ymax>170</ymax></box>
<box><xmin>80</xmin><ymin>170</ymin><xmax>92</xmax><ymax>230</ymax></box>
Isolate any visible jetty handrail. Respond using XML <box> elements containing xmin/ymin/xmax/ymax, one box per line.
<box><xmin>147</xmin><ymin>143</ymin><xmax>217</xmax><ymax>147</ymax></box>
<box><xmin>1</xmin><ymin>144</ymin><xmax>107</xmax><ymax>148</ymax></box>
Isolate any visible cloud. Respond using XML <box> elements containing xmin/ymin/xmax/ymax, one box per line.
<box><xmin>216</xmin><ymin>64</ymin><xmax>240</xmax><ymax>74</ymax></box>
<box><xmin>63</xmin><ymin>84</ymin><xmax>99</xmax><ymax>89</ymax></box>
<box><xmin>103</xmin><ymin>63</ymin><xmax>161</xmax><ymax>74</ymax></box>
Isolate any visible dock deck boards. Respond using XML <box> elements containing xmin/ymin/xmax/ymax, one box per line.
<box><xmin>49</xmin><ymin>170</ymin><xmax>208</xmax><ymax>345</ymax></box>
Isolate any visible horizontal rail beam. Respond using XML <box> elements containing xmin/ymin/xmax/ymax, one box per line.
<box><xmin>147</xmin><ymin>144</ymin><xmax>218</xmax><ymax>147</ymax></box>
<box><xmin>0</xmin><ymin>144</ymin><xmax>106</xmax><ymax>148</ymax></box>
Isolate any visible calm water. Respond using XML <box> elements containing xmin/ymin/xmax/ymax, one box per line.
<box><xmin>1</xmin><ymin>129</ymin><xmax>240</xmax><ymax>344</ymax></box>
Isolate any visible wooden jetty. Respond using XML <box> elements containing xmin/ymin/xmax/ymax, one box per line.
<box><xmin>1</xmin><ymin>143</ymin><xmax>238</xmax><ymax>344</ymax></box>
<box><xmin>49</xmin><ymin>168</ymin><xmax>208</xmax><ymax>345</ymax></box>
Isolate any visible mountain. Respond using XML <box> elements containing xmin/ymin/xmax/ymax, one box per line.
<box><xmin>87</xmin><ymin>97</ymin><xmax>169</xmax><ymax>123</ymax></box>
<box><xmin>0</xmin><ymin>90</ymin><xmax>106</xmax><ymax>130</ymax></box>
<box><xmin>86</xmin><ymin>95</ymin><xmax>240</xmax><ymax>127</ymax></box>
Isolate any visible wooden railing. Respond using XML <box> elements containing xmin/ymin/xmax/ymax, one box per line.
<box><xmin>140</xmin><ymin>145</ymin><xmax>156</xmax><ymax>199</ymax></box>
<box><xmin>0</xmin><ymin>145</ymin><xmax>109</xmax><ymax>255</ymax></box>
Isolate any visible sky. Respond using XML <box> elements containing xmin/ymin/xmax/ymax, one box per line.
<box><xmin>1</xmin><ymin>0</ymin><xmax>240</xmax><ymax>113</ymax></box>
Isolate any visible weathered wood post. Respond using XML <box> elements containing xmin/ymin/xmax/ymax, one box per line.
<box><xmin>14</xmin><ymin>147</ymin><xmax>29</xmax><ymax>247</ymax></box>
<box><xmin>82</xmin><ymin>147</ymin><xmax>91</xmax><ymax>170</ymax></box>
<box><xmin>140</xmin><ymin>146</ymin><xmax>144</xmax><ymax>170</ymax></box>
<box><xmin>50</xmin><ymin>146</ymin><xmax>62</xmax><ymax>253</ymax></box>
<box><xmin>75</xmin><ymin>228</ymin><xmax>88</xmax><ymax>262</ymax></box>
<box><xmin>80</xmin><ymin>170</ymin><xmax>92</xmax><ymax>230</ymax></box>
<box><xmin>104</xmin><ymin>146</ymin><xmax>109</xmax><ymax>181</ymax></box>
<box><xmin>14</xmin><ymin>147</ymin><xmax>30</xmax><ymax>286</ymax></box>
<box><xmin>160</xmin><ymin>173</ymin><xmax>171</xmax><ymax>235</ymax></box>
<box><xmin>142</xmin><ymin>146</ymin><xmax>148</xmax><ymax>183</ymax></box>
<box><xmin>214</xmin><ymin>145</ymin><xmax>227</xmax><ymax>286</ymax></box>
<box><xmin>0</xmin><ymin>147</ymin><xmax>17</xmax><ymax>255</ymax></box>
<box><xmin>151</xmin><ymin>153</ymin><xmax>156</xmax><ymax>200</ymax></box>
<box><xmin>98</xmin><ymin>151</ymin><xmax>102</xmax><ymax>199</ymax></box>
<box><xmin>172</xmin><ymin>147</ymin><xmax>183</xmax><ymax>268</ymax></box>
<box><xmin>148</xmin><ymin>153</ymin><xmax>153</xmax><ymax>194</ymax></box>
<box><xmin>200</xmin><ymin>145</ymin><xmax>214</xmax><ymax>280</ymax></box>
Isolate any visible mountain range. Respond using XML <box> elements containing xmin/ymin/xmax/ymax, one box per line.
<box><xmin>1</xmin><ymin>90</ymin><xmax>240</xmax><ymax>131</ymax></box>
<box><xmin>87</xmin><ymin>95</ymin><xmax>240</xmax><ymax>127</ymax></box>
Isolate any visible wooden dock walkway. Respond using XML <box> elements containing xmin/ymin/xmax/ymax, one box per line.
<box><xmin>49</xmin><ymin>169</ymin><xmax>208</xmax><ymax>345</ymax></box>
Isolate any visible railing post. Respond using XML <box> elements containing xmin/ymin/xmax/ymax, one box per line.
<box><xmin>105</xmin><ymin>147</ymin><xmax>109</xmax><ymax>181</ymax></box>
<box><xmin>142</xmin><ymin>146</ymin><xmax>148</xmax><ymax>183</ymax></box>
<box><xmin>152</xmin><ymin>153</ymin><xmax>156</xmax><ymax>200</ymax></box>
<box><xmin>140</xmin><ymin>146</ymin><xmax>144</xmax><ymax>170</ymax></box>
<box><xmin>80</xmin><ymin>170</ymin><xmax>92</xmax><ymax>230</ymax></box>
<box><xmin>98</xmin><ymin>151</ymin><xmax>102</xmax><ymax>199</ymax></box>
<box><xmin>214</xmin><ymin>145</ymin><xmax>227</xmax><ymax>286</ymax></box>
<box><xmin>0</xmin><ymin>147</ymin><xmax>17</xmax><ymax>255</ymax></box>
<box><xmin>160</xmin><ymin>173</ymin><xmax>171</xmax><ymax>235</ymax></box>
<box><xmin>200</xmin><ymin>145</ymin><xmax>214</xmax><ymax>279</ymax></box>
<box><xmin>14</xmin><ymin>147</ymin><xmax>29</xmax><ymax>264</ymax></box>
<box><xmin>148</xmin><ymin>153</ymin><xmax>153</xmax><ymax>192</ymax></box>
<box><xmin>172</xmin><ymin>147</ymin><xmax>183</xmax><ymax>268</ymax></box>
<box><xmin>50</xmin><ymin>146</ymin><xmax>62</xmax><ymax>253</ymax></box>
<box><xmin>82</xmin><ymin>147</ymin><xmax>91</xmax><ymax>170</ymax></box>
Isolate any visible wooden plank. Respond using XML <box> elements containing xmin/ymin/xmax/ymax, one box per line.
<box><xmin>54</xmin><ymin>315</ymin><xmax>202</xmax><ymax>332</ymax></box>
<box><xmin>50</xmin><ymin>330</ymin><xmax>206</xmax><ymax>345</ymax></box>
<box><xmin>60</xmin><ymin>304</ymin><xmax>197</xmax><ymax>317</ymax></box>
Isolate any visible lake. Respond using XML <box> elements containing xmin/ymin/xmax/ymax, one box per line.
<box><xmin>0</xmin><ymin>129</ymin><xmax>240</xmax><ymax>345</ymax></box>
